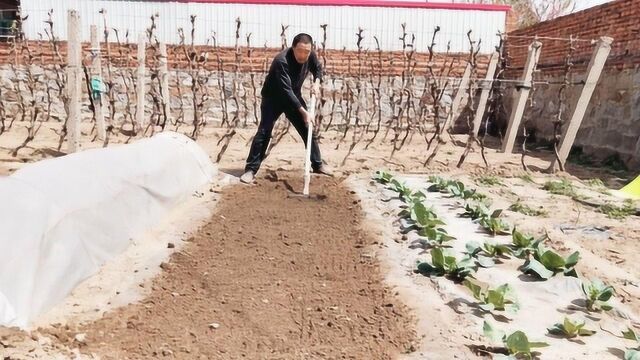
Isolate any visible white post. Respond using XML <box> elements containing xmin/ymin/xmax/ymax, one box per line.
<box><xmin>472</xmin><ymin>50</ymin><xmax>500</xmax><ymax>137</ymax></box>
<box><xmin>90</xmin><ymin>24</ymin><xmax>106</xmax><ymax>140</ymax></box>
<box><xmin>303</xmin><ymin>80</ymin><xmax>319</xmax><ymax>196</ymax></box>
<box><xmin>550</xmin><ymin>36</ymin><xmax>613</xmax><ymax>171</ymax></box>
<box><xmin>501</xmin><ymin>41</ymin><xmax>542</xmax><ymax>153</ymax></box>
<box><xmin>159</xmin><ymin>42</ymin><xmax>172</xmax><ymax>126</ymax></box>
<box><xmin>136</xmin><ymin>33</ymin><xmax>146</xmax><ymax>132</ymax></box>
<box><xmin>66</xmin><ymin>10</ymin><xmax>81</xmax><ymax>153</ymax></box>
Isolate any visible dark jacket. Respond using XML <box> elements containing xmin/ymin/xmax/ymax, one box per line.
<box><xmin>261</xmin><ymin>48</ymin><xmax>323</xmax><ymax>110</ymax></box>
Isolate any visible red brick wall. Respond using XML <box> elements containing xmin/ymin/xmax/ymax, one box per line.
<box><xmin>505</xmin><ymin>0</ymin><xmax>640</xmax><ymax>75</ymax></box>
<box><xmin>0</xmin><ymin>41</ymin><xmax>488</xmax><ymax>77</ymax></box>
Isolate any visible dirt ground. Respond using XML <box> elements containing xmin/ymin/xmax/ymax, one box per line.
<box><xmin>1</xmin><ymin>123</ymin><xmax>639</xmax><ymax>359</ymax></box>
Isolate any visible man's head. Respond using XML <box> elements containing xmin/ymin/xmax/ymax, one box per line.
<box><xmin>292</xmin><ymin>33</ymin><xmax>313</xmax><ymax>64</ymax></box>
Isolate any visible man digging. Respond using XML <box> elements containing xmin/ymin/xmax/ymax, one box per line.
<box><xmin>240</xmin><ymin>33</ymin><xmax>333</xmax><ymax>184</ymax></box>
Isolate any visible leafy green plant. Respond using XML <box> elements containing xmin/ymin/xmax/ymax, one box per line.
<box><xmin>448</xmin><ymin>180</ymin><xmax>486</xmax><ymax>201</ymax></box>
<box><xmin>400</xmin><ymin>201</ymin><xmax>442</xmax><ymax>228</ymax></box>
<box><xmin>416</xmin><ymin>248</ymin><xmax>476</xmax><ymax>281</ymax></box>
<box><xmin>547</xmin><ymin>317</ymin><xmax>596</xmax><ymax>338</ymax></box>
<box><xmin>418</xmin><ymin>226</ymin><xmax>456</xmax><ymax>247</ymax></box>
<box><xmin>476</xmin><ymin>175</ymin><xmax>504</xmax><ymax>187</ymax></box>
<box><xmin>373</xmin><ymin>170</ymin><xmax>393</xmax><ymax>184</ymax></box>
<box><xmin>520</xmin><ymin>245</ymin><xmax>580</xmax><ymax>280</ymax></box>
<box><xmin>623</xmin><ymin>327</ymin><xmax>640</xmax><ymax>360</ymax></box>
<box><xmin>464</xmin><ymin>279</ymin><xmax>519</xmax><ymax>314</ymax></box>
<box><xmin>398</xmin><ymin>201</ymin><xmax>454</xmax><ymax>247</ymax></box>
<box><xmin>585</xmin><ymin>178</ymin><xmax>605</xmax><ymax>188</ymax></box>
<box><xmin>509</xmin><ymin>201</ymin><xmax>548</xmax><ymax>217</ymax></box>
<box><xmin>462</xmin><ymin>202</ymin><xmax>490</xmax><ymax>220</ymax></box>
<box><xmin>479</xmin><ymin>209</ymin><xmax>511</xmax><ymax>236</ymax></box>
<box><xmin>511</xmin><ymin>230</ymin><xmax>547</xmax><ymax>259</ymax></box>
<box><xmin>427</xmin><ymin>176</ymin><xmax>450</xmax><ymax>193</ymax></box>
<box><xmin>389</xmin><ymin>179</ymin><xmax>415</xmax><ymax>200</ymax></box>
<box><xmin>466</xmin><ymin>241</ymin><xmax>512</xmax><ymax>267</ymax></box>
<box><xmin>581</xmin><ymin>279</ymin><xmax>615</xmax><ymax>311</ymax></box>
<box><xmin>543</xmin><ymin>179</ymin><xmax>583</xmax><ymax>200</ymax></box>
<box><xmin>483</xmin><ymin>321</ymin><xmax>548</xmax><ymax>359</ymax></box>
<box><xmin>598</xmin><ymin>201</ymin><xmax>636</xmax><ymax>220</ymax></box>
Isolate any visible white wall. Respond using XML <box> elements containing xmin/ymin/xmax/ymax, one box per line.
<box><xmin>20</xmin><ymin>0</ymin><xmax>506</xmax><ymax>53</ymax></box>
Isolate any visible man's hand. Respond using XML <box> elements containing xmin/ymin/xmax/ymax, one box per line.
<box><xmin>299</xmin><ymin>107</ymin><xmax>311</xmax><ymax>125</ymax></box>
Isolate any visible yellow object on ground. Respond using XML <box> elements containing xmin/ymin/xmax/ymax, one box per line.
<box><xmin>620</xmin><ymin>176</ymin><xmax>640</xmax><ymax>198</ymax></box>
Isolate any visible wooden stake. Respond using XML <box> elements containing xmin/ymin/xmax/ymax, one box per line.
<box><xmin>159</xmin><ymin>42</ymin><xmax>172</xmax><ymax>126</ymax></box>
<box><xmin>66</xmin><ymin>10</ymin><xmax>81</xmax><ymax>153</ymax></box>
<box><xmin>550</xmin><ymin>36</ymin><xmax>613</xmax><ymax>172</ymax></box>
<box><xmin>501</xmin><ymin>40</ymin><xmax>542</xmax><ymax>153</ymax></box>
<box><xmin>136</xmin><ymin>33</ymin><xmax>146</xmax><ymax>131</ymax></box>
<box><xmin>90</xmin><ymin>24</ymin><xmax>106</xmax><ymax>140</ymax></box>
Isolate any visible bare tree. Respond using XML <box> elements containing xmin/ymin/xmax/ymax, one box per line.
<box><xmin>472</xmin><ymin>0</ymin><xmax>576</xmax><ymax>28</ymax></box>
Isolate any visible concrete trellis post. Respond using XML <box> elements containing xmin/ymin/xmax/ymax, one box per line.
<box><xmin>501</xmin><ymin>40</ymin><xmax>542</xmax><ymax>153</ymax></box>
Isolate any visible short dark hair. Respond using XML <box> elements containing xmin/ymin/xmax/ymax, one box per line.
<box><xmin>292</xmin><ymin>33</ymin><xmax>313</xmax><ymax>47</ymax></box>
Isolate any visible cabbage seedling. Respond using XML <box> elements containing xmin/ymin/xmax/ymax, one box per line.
<box><xmin>581</xmin><ymin>279</ymin><xmax>615</xmax><ymax>312</ymax></box>
<box><xmin>547</xmin><ymin>317</ymin><xmax>596</xmax><ymax>338</ymax></box>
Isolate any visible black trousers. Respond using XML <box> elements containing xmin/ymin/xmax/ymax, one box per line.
<box><xmin>244</xmin><ymin>96</ymin><xmax>322</xmax><ymax>174</ymax></box>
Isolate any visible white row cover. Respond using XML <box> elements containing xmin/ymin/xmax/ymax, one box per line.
<box><xmin>0</xmin><ymin>132</ymin><xmax>216</xmax><ymax>328</ymax></box>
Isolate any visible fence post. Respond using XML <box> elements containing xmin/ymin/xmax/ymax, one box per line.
<box><xmin>136</xmin><ymin>33</ymin><xmax>146</xmax><ymax>132</ymax></box>
<box><xmin>66</xmin><ymin>10</ymin><xmax>81</xmax><ymax>153</ymax></box>
<box><xmin>472</xmin><ymin>50</ymin><xmax>500</xmax><ymax>137</ymax></box>
<box><xmin>159</xmin><ymin>42</ymin><xmax>172</xmax><ymax>126</ymax></box>
<box><xmin>443</xmin><ymin>62</ymin><xmax>472</xmax><ymax>132</ymax></box>
<box><xmin>501</xmin><ymin>40</ymin><xmax>542</xmax><ymax>153</ymax></box>
<box><xmin>549</xmin><ymin>36</ymin><xmax>613</xmax><ymax>172</ymax></box>
<box><xmin>90</xmin><ymin>24</ymin><xmax>106</xmax><ymax>140</ymax></box>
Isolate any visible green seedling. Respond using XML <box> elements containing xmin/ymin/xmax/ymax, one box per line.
<box><xmin>581</xmin><ymin>279</ymin><xmax>615</xmax><ymax>312</ymax></box>
<box><xmin>543</xmin><ymin>179</ymin><xmax>584</xmax><ymax>200</ymax></box>
<box><xmin>598</xmin><ymin>201</ymin><xmax>636</xmax><ymax>220</ymax></box>
<box><xmin>464</xmin><ymin>279</ymin><xmax>519</xmax><ymax>314</ymax></box>
<box><xmin>547</xmin><ymin>317</ymin><xmax>596</xmax><ymax>338</ymax></box>
<box><xmin>373</xmin><ymin>170</ymin><xmax>393</xmax><ymax>184</ymax></box>
<box><xmin>511</xmin><ymin>230</ymin><xmax>547</xmax><ymax>259</ymax></box>
<box><xmin>465</xmin><ymin>241</ymin><xmax>512</xmax><ymax>267</ymax></box>
<box><xmin>416</xmin><ymin>247</ymin><xmax>476</xmax><ymax>281</ymax></box>
<box><xmin>462</xmin><ymin>202</ymin><xmax>490</xmax><ymax>220</ymax></box>
<box><xmin>509</xmin><ymin>201</ymin><xmax>548</xmax><ymax>217</ymax></box>
<box><xmin>483</xmin><ymin>320</ymin><xmax>548</xmax><ymax>359</ymax></box>
<box><xmin>623</xmin><ymin>327</ymin><xmax>640</xmax><ymax>360</ymax></box>
<box><xmin>520</xmin><ymin>245</ymin><xmax>580</xmax><ymax>280</ymax></box>
<box><xmin>476</xmin><ymin>175</ymin><xmax>504</xmax><ymax>187</ymax></box>
<box><xmin>418</xmin><ymin>226</ymin><xmax>456</xmax><ymax>247</ymax></box>
<box><xmin>479</xmin><ymin>209</ymin><xmax>511</xmax><ymax>236</ymax></box>
<box><xmin>427</xmin><ymin>175</ymin><xmax>450</xmax><ymax>193</ymax></box>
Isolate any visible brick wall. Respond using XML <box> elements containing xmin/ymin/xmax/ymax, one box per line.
<box><xmin>505</xmin><ymin>0</ymin><xmax>640</xmax><ymax>75</ymax></box>
<box><xmin>0</xmin><ymin>41</ymin><xmax>488</xmax><ymax>77</ymax></box>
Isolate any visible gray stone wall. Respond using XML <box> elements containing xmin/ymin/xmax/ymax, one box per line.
<box><xmin>506</xmin><ymin>67</ymin><xmax>640</xmax><ymax>171</ymax></box>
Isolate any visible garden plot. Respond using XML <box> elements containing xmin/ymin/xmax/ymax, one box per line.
<box><xmin>355</xmin><ymin>171</ymin><xmax>640</xmax><ymax>359</ymax></box>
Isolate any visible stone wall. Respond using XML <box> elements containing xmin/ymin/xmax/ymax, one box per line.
<box><xmin>518</xmin><ymin>68</ymin><xmax>640</xmax><ymax>170</ymax></box>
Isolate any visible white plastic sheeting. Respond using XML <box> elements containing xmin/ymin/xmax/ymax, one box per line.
<box><xmin>0</xmin><ymin>132</ymin><xmax>216</xmax><ymax>328</ymax></box>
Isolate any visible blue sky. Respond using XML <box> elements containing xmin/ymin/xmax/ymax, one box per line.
<box><xmin>573</xmin><ymin>0</ymin><xmax>613</xmax><ymax>11</ymax></box>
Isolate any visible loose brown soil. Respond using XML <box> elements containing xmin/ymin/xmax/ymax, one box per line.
<box><xmin>52</xmin><ymin>174</ymin><xmax>416</xmax><ymax>359</ymax></box>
